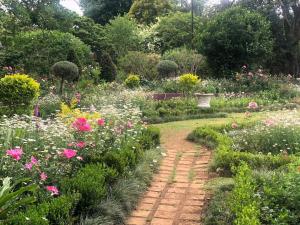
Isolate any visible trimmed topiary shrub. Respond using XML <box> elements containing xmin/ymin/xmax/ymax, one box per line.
<box><xmin>0</xmin><ymin>74</ymin><xmax>40</xmax><ymax>115</ymax></box>
<box><xmin>124</xmin><ymin>74</ymin><xmax>140</xmax><ymax>88</ymax></box>
<box><xmin>51</xmin><ymin>61</ymin><xmax>79</xmax><ymax>94</ymax></box>
<box><xmin>99</xmin><ymin>52</ymin><xmax>117</xmax><ymax>82</ymax></box>
<box><xmin>156</xmin><ymin>60</ymin><xmax>178</xmax><ymax>79</ymax></box>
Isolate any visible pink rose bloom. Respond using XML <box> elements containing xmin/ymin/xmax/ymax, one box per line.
<box><xmin>248</xmin><ymin>102</ymin><xmax>258</xmax><ymax>109</ymax></box>
<box><xmin>72</xmin><ymin>118</ymin><xmax>92</xmax><ymax>132</ymax></box>
<box><xmin>6</xmin><ymin>148</ymin><xmax>23</xmax><ymax>161</ymax></box>
<box><xmin>231</xmin><ymin>122</ymin><xmax>238</xmax><ymax>129</ymax></box>
<box><xmin>76</xmin><ymin>141</ymin><xmax>86</xmax><ymax>149</ymax></box>
<box><xmin>31</xmin><ymin>156</ymin><xmax>39</xmax><ymax>165</ymax></box>
<box><xmin>40</xmin><ymin>172</ymin><xmax>48</xmax><ymax>181</ymax></box>
<box><xmin>63</xmin><ymin>149</ymin><xmax>77</xmax><ymax>159</ymax></box>
<box><xmin>25</xmin><ymin>163</ymin><xmax>33</xmax><ymax>170</ymax></box>
<box><xmin>127</xmin><ymin>121</ymin><xmax>133</xmax><ymax>129</ymax></box>
<box><xmin>97</xmin><ymin>118</ymin><xmax>105</xmax><ymax>126</ymax></box>
<box><xmin>46</xmin><ymin>186</ymin><xmax>59</xmax><ymax>195</ymax></box>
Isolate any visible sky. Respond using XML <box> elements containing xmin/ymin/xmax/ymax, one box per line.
<box><xmin>60</xmin><ymin>0</ymin><xmax>221</xmax><ymax>16</ymax></box>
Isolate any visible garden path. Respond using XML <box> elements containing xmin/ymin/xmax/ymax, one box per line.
<box><xmin>126</xmin><ymin>128</ymin><xmax>212</xmax><ymax>225</ymax></box>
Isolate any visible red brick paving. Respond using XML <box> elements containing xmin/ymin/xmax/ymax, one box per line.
<box><xmin>126</xmin><ymin>130</ymin><xmax>212</xmax><ymax>225</ymax></box>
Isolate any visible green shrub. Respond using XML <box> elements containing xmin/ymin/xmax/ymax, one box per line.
<box><xmin>230</xmin><ymin>163</ymin><xmax>260</xmax><ymax>225</ymax></box>
<box><xmin>162</xmin><ymin>47</ymin><xmax>205</xmax><ymax>75</ymax></box>
<box><xmin>197</xmin><ymin>7</ymin><xmax>273</xmax><ymax>77</ymax></box>
<box><xmin>139</xmin><ymin>126</ymin><xmax>160</xmax><ymax>149</ymax></box>
<box><xmin>156</xmin><ymin>60</ymin><xmax>178</xmax><ymax>78</ymax></box>
<box><xmin>51</xmin><ymin>61</ymin><xmax>79</xmax><ymax>94</ymax></box>
<box><xmin>124</xmin><ymin>74</ymin><xmax>140</xmax><ymax>88</ymax></box>
<box><xmin>188</xmin><ymin>126</ymin><xmax>295</xmax><ymax>174</ymax></box>
<box><xmin>99</xmin><ymin>52</ymin><xmax>117</xmax><ymax>82</ymax></box>
<box><xmin>7</xmin><ymin>194</ymin><xmax>79</xmax><ymax>225</ymax></box>
<box><xmin>60</xmin><ymin>164</ymin><xmax>114</xmax><ymax>211</ymax></box>
<box><xmin>118</xmin><ymin>51</ymin><xmax>160</xmax><ymax>81</ymax></box>
<box><xmin>6</xmin><ymin>30</ymin><xmax>91</xmax><ymax>75</ymax></box>
<box><xmin>0</xmin><ymin>74</ymin><xmax>40</xmax><ymax>115</ymax></box>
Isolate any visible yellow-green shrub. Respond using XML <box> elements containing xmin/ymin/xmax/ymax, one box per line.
<box><xmin>125</xmin><ymin>74</ymin><xmax>140</xmax><ymax>88</ymax></box>
<box><xmin>178</xmin><ymin>73</ymin><xmax>200</xmax><ymax>93</ymax></box>
<box><xmin>0</xmin><ymin>74</ymin><xmax>40</xmax><ymax>115</ymax></box>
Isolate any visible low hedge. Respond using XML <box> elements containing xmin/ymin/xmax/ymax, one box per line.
<box><xmin>188</xmin><ymin>126</ymin><xmax>295</xmax><ymax>175</ymax></box>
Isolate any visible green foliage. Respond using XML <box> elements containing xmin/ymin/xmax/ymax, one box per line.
<box><xmin>6</xmin><ymin>30</ymin><xmax>91</xmax><ymax>75</ymax></box>
<box><xmin>197</xmin><ymin>7</ymin><xmax>273</xmax><ymax>77</ymax></box>
<box><xmin>99</xmin><ymin>52</ymin><xmax>117</xmax><ymax>82</ymax></box>
<box><xmin>7</xmin><ymin>193</ymin><xmax>80</xmax><ymax>225</ymax></box>
<box><xmin>188</xmin><ymin>126</ymin><xmax>295</xmax><ymax>174</ymax></box>
<box><xmin>139</xmin><ymin>126</ymin><xmax>160</xmax><ymax>149</ymax></box>
<box><xmin>255</xmin><ymin>170</ymin><xmax>300</xmax><ymax>224</ymax></box>
<box><xmin>156</xmin><ymin>60</ymin><xmax>178</xmax><ymax>78</ymax></box>
<box><xmin>80</xmin><ymin>0</ymin><xmax>133</xmax><ymax>25</ymax></box>
<box><xmin>0</xmin><ymin>74</ymin><xmax>40</xmax><ymax>115</ymax></box>
<box><xmin>232</xmin><ymin>125</ymin><xmax>300</xmax><ymax>155</ymax></box>
<box><xmin>81</xmin><ymin>148</ymin><xmax>161</xmax><ymax>225</ymax></box>
<box><xmin>51</xmin><ymin>61</ymin><xmax>79</xmax><ymax>94</ymax></box>
<box><xmin>51</xmin><ymin>61</ymin><xmax>79</xmax><ymax>81</ymax></box>
<box><xmin>124</xmin><ymin>74</ymin><xmax>140</xmax><ymax>88</ymax></box>
<box><xmin>129</xmin><ymin>0</ymin><xmax>172</xmax><ymax>24</ymax></box>
<box><xmin>230</xmin><ymin>163</ymin><xmax>260</xmax><ymax>225</ymax></box>
<box><xmin>61</xmin><ymin>164</ymin><xmax>113</xmax><ymax>210</ymax></box>
<box><xmin>118</xmin><ymin>51</ymin><xmax>160</xmax><ymax>81</ymax></box>
<box><xmin>162</xmin><ymin>47</ymin><xmax>205</xmax><ymax>75</ymax></box>
<box><xmin>105</xmin><ymin>16</ymin><xmax>141</xmax><ymax>57</ymax></box>
<box><xmin>0</xmin><ymin>178</ymin><xmax>38</xmax><ymax>222</ymax></box>
<box><xmin>155</xmin><ymin>12</ymin><xmax>201</xmax><ymax>52</ymax></box>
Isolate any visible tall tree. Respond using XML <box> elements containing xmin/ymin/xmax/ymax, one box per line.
<box><xmin>238</xmin><ymin>0</ymin><xmax>300</xmax><ymax>76</ymax></box>
<box><xmin>128</xmin><ymin>0</ymin><xmax>173</xmax><ymax>24</ymax></box>
<box><xmin>80</xmin><ymin>0</ymin><xmax>133</xmax><ymax>25</ymax></box>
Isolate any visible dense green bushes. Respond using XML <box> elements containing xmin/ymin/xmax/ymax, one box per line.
<box><xmin>6</xmin><ymin>30</ymin><xmax>91</xmax><ymax>75</ymax></box>
<box><xmin>197</xmin><ymin>7</ymin><xmax>273</xmax><ymax>77</ymax></box>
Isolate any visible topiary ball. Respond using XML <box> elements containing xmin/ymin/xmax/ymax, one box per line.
<box><xmin>51</xmin><ymin>61</ymin><xmax>79</xmax><ymax>82</ymax></box>
<box><xmin>156</xmin><ymin>60</ymin><xmax>178</xmax><ymax>79</ymax></box>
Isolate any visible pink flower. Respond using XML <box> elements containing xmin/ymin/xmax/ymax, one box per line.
<box><xmin>6</xmin><ymin>148</ymin><xmax>23</xmax><ymax>161</ymax></box>
<box><xmin>31</xmin><ymin>156</ymin><xmax>39</xmax><ymax>165</ymax></box>
<box><xmin>127</xmin><ymin>121</ymin><xmax>133</xmax><ymax>129</ymax></box>
<box><xmin>25</xmin><ymin>163</ymin><xmax>33</xmax><ymax>170</ymax></box>
<box><xmin>40</xmin><ymin>172</ymin><xmax>48</xmax><ymax>181</ymax></box>
<box><xmin>76</xmin><ymin>156</ymin><xmax>83</xmax><ymax>161</ymax></box>
<box><xmin>72</xmin><ymin>118</ymin><xmax>92</xmax><ymax>132</ymax></box>
<box><xmin>46</xmin><ymin>186</ymin><xmax>59</xmax><ymax>195</ymax></box>
<box><xmin>231</xmin><ymin>122</ymin><xmax>238</xmax><ymax>129</ymax></box>
<box><xmin>264</xmin><ymin>119</ymin><xmax>275</xmax><ymax>127</ymax></box>
<box><xmin>63</xmin><ymin>149</ymin><xmax>77</xmax><ymax>159</ymax></box>
<box><xmin>248</xmin><ymin>102</ymin><xmax>258</xmax><ymax>109</ymax></box>
<box><xmin>76</xmin><ymin>141</ymin><xmax>86</xmax><ymax>149</ymax></box>
<box><xmin>97</xmin><ymin>118</ymin><xmax>105</xmax><ymax>126</ymax></box>
<box><xmin>67</xmin><ymin>143</ymin><xmax>74</xmax><ymax>147</ymax></box>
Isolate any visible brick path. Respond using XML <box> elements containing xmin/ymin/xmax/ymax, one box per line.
<box><xmin>126</xmin><ymin>129</ymin><xmax>212</xmax><ymax>225</ymax></box>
